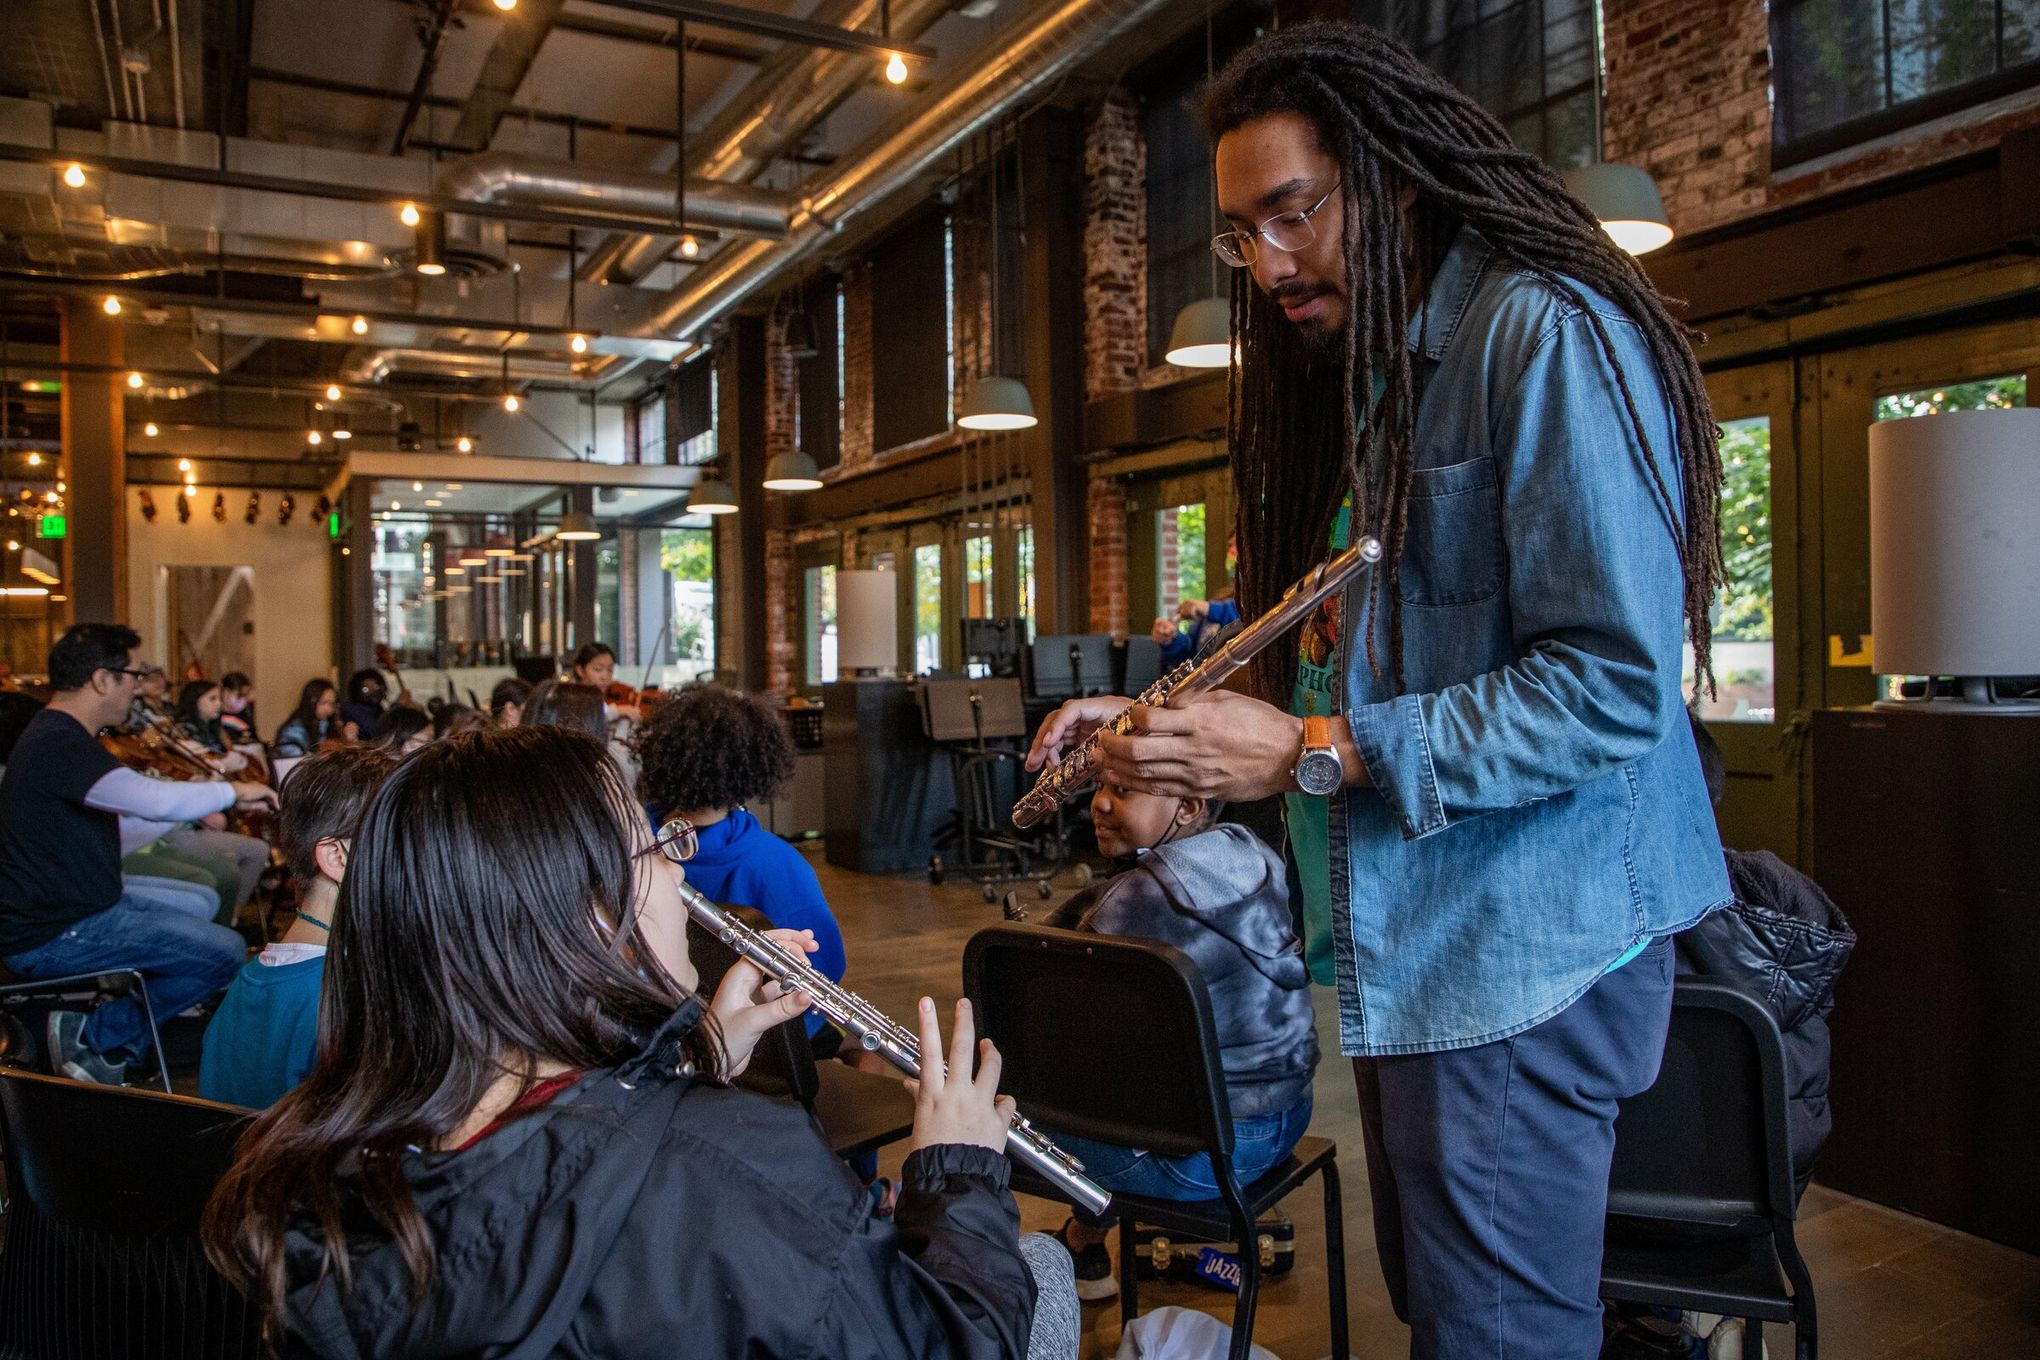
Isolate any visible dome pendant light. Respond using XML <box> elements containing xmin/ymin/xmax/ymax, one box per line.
<box><xmin>762</xmin><ymin>449</ymin><xmax>823</xmax><ymax>492</ymax></box>
<box><xmin>1165</xmin><ymin>296</ymin><xmax>1234</xmax><ymax>368</ymax></box>
<box><xmin>555</xmin><ymin>508</ymin><xmax>601</xmax><ymax>541</ymax></box>
<box><xmin>686</xmin><ymin>469</ymin><xmax>739</xmax><ymax>515</ymax></box>
<box><xmin>957</xmin><ymin>376</ymin><xmax>1038</xmax><ymax>431</ymax></box>
<box><xmin>1561</xmin><ymin>163</ymin><xmax>1674</xmax><ymax>256</ymax></box>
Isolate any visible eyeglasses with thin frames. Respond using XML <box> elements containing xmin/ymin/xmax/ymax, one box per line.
<box><xmin>1210</xmin><ymin>181</ymin><xmax>1342</xmax><ymax>268</ymax></box>
<box><xmin>636</xmin><ymin>817</ymin><xmax>699</xmax><ymax>867</ymax></box>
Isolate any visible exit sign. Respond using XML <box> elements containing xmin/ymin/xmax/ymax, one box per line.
<box><xmin>328</xmin><ymin>512</ymin><xmax>341</xmax><ymax>539</ymax></box>
<box><xmin>35</xmin><ymin>514</ymin><xmax>65</xmax><ymax>539</ymax></box>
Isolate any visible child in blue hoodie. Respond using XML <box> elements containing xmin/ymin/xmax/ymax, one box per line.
<box><xmin>199</xmin><ymin>745</ymin><xmax>396</xmax><ymax>1108</ymax></box>
<box><xmin>1043</xmin><ymin>782</ymin><xmax>1319</xmax><ymax>1299</ymax></box>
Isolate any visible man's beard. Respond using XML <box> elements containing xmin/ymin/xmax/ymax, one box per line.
<box><xmin>1270</xmin><ymin>283</ymin><xmax>1346</xmax><ymax>364</ymax></box>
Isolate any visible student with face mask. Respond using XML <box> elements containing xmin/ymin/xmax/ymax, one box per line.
<box><xmin>1039</xmin><ymin>782</ymin><xmax>1319</xmax><ymax>1300</ymax></box>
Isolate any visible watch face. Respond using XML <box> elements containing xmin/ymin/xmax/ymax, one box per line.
<box><xmin>1296</xmin><ymin>749</ymin><xmax>1342</xmax><ymax>796</ymax></box>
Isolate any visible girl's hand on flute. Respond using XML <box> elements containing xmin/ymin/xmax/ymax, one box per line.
<box><xmin>710</xmin><ymin>927</ymin><xmax>818</xmax><ymax>1079</ymax></box>
<box><xmin>907</xmin><ymin>997</ymin><xmax>1015</xmax><ymax>1155</ymax></box>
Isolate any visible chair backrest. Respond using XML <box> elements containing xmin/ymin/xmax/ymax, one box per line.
<box><xmin>684</xmin><ymin>903</ymin><xmax>819</xmax><ymax>1106</ymax></box>
<box><xmin>1608</xmin><ymin>976</ymin><xmax>1798</xmax><ymax>1231</ymax></box>
<box><xmin>963</xmin><ymin>923</ymin><xmax>1234</xmax><ymax>1164</ymax></box>
<box><xmin>0</xmin><ymin>1067</ymin><xmax>263</xmax><ymax>1358</ymax></box>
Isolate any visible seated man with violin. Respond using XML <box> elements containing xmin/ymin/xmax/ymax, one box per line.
<box><xmin>0</xmin><ymin>623</ymin><xmax>276</xmax><ymax>1085</ymax></box>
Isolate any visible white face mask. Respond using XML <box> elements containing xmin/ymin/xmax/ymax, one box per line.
<box><xmin>224</xmin><ymin>694</ymin><xmax>250</xmax><ymax>714</ymax></box>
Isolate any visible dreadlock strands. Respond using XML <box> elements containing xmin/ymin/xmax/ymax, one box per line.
<box><xmin>1202</xmin><ymin>19</ymin><xmax>1725</xmax><ymax>700</ymax></box>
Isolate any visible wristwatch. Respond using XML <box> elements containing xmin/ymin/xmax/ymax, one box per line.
<box><xmin>1292</xmin><ymin>715</ymin><xmax>1345</xmax><ymax>797</ymax></box>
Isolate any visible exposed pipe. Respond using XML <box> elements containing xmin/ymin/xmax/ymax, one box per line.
<box><xmin>87</xmin><ymin>0</ymin><xmax>122</xmax><ymax>121</ymax></box>
<box><xmin>343</xmin><ymin>349</ymin><xmax>580</xmax><ymax>385</ymax></box>
<box><xmin>637</xmin><ymin>0</ymin><xmax>1177</xmax><ymax>342</ymax></box>
<box><xmin>433</xmin><ymin>151</ymin><xmax>793</xmax><ymax>237</ymax></box>
<box><xmin>578</xmin><ymin>0</ymin><xmax>949</xmax><ymax>286</ymax></box>
<box><xmin>167</xmin><ymin>0</ymin><xmax>185</xmax><ymax>129</ymax></box>
<box><xmin>393</xmin><ymin>0</ymin><xmax>459</xmax><ymax>156</ymax></box>
<box><xmin>106</xmin><ymin>0</ymin><xmax>134</xmax><ymax>122</ymax></box>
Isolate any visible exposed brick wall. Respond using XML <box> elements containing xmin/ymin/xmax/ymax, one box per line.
<box><xmin>839</xmin><ymin>263</ymin><xmax>875</xmax><ymax>469</ymax></box>
<box><xmin>712</xmin><ymin>341</ymin><xmax>745</xmax><ymax>684</ymax></box>
<box><xmin>1082</xmin><ymin>90</ymin><xmax>1148</xmax><ymax>401</ymax></box>
<box><xmin>763</xmin><ymin>527</ymin><xmax>794</xmax><ymax>696</ymax></box>
<box><xmin>1602</xmin><ymin>0</ymin><xmax>1773</xmax><ymax>234</ymax></box>
<box><xmin>1086</xmin><ymin>473</ymin><xmax>1128</xmax><ymax>638</ymax></box>
<box><xmin>1603</xmin><ymin>0</ymin><xmax>2040</xmax><ymax>235</ymax></box>
<box><xmin>765</xmin><ymin>309</ymin><xmax>798</xmax><ymax>465</ymax></box>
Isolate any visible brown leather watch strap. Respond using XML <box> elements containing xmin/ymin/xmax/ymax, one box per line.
<box><xmin>1302</xmin><ymin>714</ymin><xmax>1333</xmax><ymax>751</ymax></box>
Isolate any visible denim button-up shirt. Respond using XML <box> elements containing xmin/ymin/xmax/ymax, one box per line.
<box><xmin>1331</xmin><ymin>227</ymin><xmax>1729</xmax><ymax>1056</ymax></box>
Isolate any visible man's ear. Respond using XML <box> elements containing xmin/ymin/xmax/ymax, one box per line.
<box><xmin>313</xmin><ymin>837</ymin><xmax>350</xmax><ymax>884</ymax></box>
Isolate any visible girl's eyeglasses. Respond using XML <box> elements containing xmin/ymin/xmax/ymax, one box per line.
<box><xmin>637</xmin><ymin>817</ymin><xmax>698</xmax><ymax>866</ymax></box>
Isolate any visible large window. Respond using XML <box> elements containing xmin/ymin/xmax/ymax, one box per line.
<box><xmin>912</xmin><ymin>543</ymin><xmax>943</xmax><ymax>673</ymax></box>
<box><xmin>659</xmin><ymin>527</ymin><xmax>716</xmax><ymax>683</ymax></box>
<box><xmin>1684</xmin><ymin>416</ymin><xmax>1775</xmax><ymax>723</ymax></box>
<box><xmin>803</xmin><ymin>564</ymin><xmax>838</xmax><ymax>687</ymax></box>
<box><xmin>633</xmin><ymin>383</ymin><xmax>667</xmax><ymax>465</ymax></box>
<box><xmin>1016</xmin><ymin>525</ymin><xmax>1036</xmax><ymax>641</ymax></box>
<box><xmin>1145</xmin><ymin>78</ymin><xmax>1219</xmax><ymax>369</ymax></box>
<box><xmin>1369</xmin><ymin>0</ymin><xmax>1599</xmax><ymax>170</ymax></box>
<box><xmin>1774</xmin><ymin>1</ymin><xmax>2040</xmax><ymax>166</ymax></box>
<box><xmin>870</xmin><ymin>210</ymin><xmax>954</xmax><ymax>452</ymax></box>
<box><xmin>795</xmin><ymin>277</ymin><xmax>841</xmax><ymax>472</ymax></box>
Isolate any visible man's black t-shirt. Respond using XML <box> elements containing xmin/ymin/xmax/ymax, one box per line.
<box><xmin>0</xmin><ymin>708</ymin><xmax>122</xmax><ymax>956</ymax></box>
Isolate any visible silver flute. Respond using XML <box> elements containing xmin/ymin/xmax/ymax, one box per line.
<box><xmin>1012</xmin><ymin>534</ymin><xmax>1385</xmax><ymax>829</ymax></box>
<box><xmin>679</xmin><ymin>882</ymin><xmax>1113</xmax><ymax>1217</ymax></box>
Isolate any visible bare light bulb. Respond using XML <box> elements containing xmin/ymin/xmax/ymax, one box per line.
<box><xmin>570</xmin><ymin>333</ymin><xmax>589</xmax><ymax>354</ymax></box>
<box><xmin>25</xmin><ymin>452</ymin><xmax>41</xmax><ymax>468</ymax></box>
<box><xmin>885</xmin><ymin>53</ymin><xmax>908</xmax><ymax>85</ymax></box>
<box><xmin>492</xmin><ymin>0</ymin><xmax>516</xmax><ymax>9</ymax></box>
<box><xmin>126</xmin><ymin>371</ymin><xmax>144</xmax><ymax>389</ymax></box>
<box><xmin>412</xmin><ymin>480</ymin><xmax>423</xmax><ymax>491</ymax></box>
<box><xmin>177</xmin><ymin>457</ymin><xmax>191</xmax><ymax>472</ymax></box>
<box><xmin>101</xmin><ymin>295</ymin><xmax>122</xmax><ymax>316</ymax></box>
<box><xmin>503</xmin><ymin>393</ymin><xmax>521</xmax><ymax>413</ymax></box>
<box><xmin>183</xmin><ymin>484</ymin><xmax>196</xmax><ymax>498</ymax></box>
<box><xmin>307</xmin><ymin>430</ymin><xmax>322</xmax><ymax>446</ymax></box>
<box><xmin>456</xmin><ymin>435</ymin><xmax>473</xmax><ymax>453</ymax></box>
<box><xmin>399</xmin><ymin>202</ymin><xmax>421</xmax><ymax>227</ymax></box>
<box><xmin>62</xmin><ymin>162</ymin><xmax>86</xmax><ymax>189</ymax></box>
<box><xmin>326</xmin><ymin>384</ymin><xmax>342</xmax><ymax>401</ymax></box>
<box><xmin>144</xmin><ymin>421</ymin><xmax>159</xmax><ymax>437</ymax></box>
<box><xmin>679</xmin><ymin>235</ymin><xmax>699</xmax><ymax>259</ymax></box>
<box><xmin>350</xmin><ymin>316</ymin><xmax>368</xmax><ymax>336</ymax></box>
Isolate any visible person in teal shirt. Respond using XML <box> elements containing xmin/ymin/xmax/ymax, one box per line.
<box><xmin>201</xmin><ymin>746</ymin><xmax>396</xmax><ymax>1108</ymax></box>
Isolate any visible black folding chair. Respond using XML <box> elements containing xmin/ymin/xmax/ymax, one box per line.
<box><xmin>686</xmin><ymin>906</ymin><xmax>914</xmax><ymax>1163</ymax></box>
<box><xmin>1601</xmin><ymin>977</ymin><xmax>1818</xmax><ymax>1359</ymax></box>
<box><xmin>0</xmin><ymin>1068</ymin><xmax>262</xmax><ymax>1359</ymax></box>
<box><xmin>964</xmin><ymin>923</ymin><xmax>1347</xmax><ymax>1360</ymax></box>
<box><xmin>0</xmin><ymin>964</ymin><xmax>171</xmax><ymax>1093</ymax></box>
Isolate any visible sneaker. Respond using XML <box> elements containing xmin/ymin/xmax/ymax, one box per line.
<box><xmin>45</xmin><ymin>1009</ymin><xmax>128</xmax><ymax>1086</ymax></box>
<box><xmin>1054</xmin><ymin>1220</ymin><xmax>1118</xmax><ymax>1303</ymax></box>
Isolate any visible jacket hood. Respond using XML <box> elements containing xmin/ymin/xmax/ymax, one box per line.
<box><xmin>1138</xmin><ymin>824</ymin><xmax>1298</xmax><ymax>985</ymax></box>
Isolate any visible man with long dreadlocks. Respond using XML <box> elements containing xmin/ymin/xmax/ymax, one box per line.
<box><xmin>1028</xmin><ymin>20</ymin><xmax>1732</xmax><ymax>1358</ymax></box>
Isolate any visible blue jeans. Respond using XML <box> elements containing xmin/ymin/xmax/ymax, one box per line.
<box><xmin>1</xmin><ymin>893</ymin><xmax>245</xmax><ymax>1062</ymax></box>
<box><xmin>124</xmin><ymin>874</ymin><xmax>222</xmax><ymax>921</ymax></box>
<box><xmin>1352</xmin><ymin>934</ymin><xmax>1675</xmax><ymax>1360</ymax></box>
<box><xmin>1058</xmin><ymin>1096</ymin><xmax>1314</xmax><ymax>1225</ymax></box>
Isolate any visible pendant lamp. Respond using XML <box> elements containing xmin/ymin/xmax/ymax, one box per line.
<box><xmin>555</xmin><ymin>508</ymin><xmax>601</xmax><ymax>541</ymax></box>
<box><xmin>957</xmin><ymin>375</ymin><xmax>1038</xmax><ymax>431</ymax></box>
<box><xmin>686</xmin><ymin>469</ymin><xmax>739</xmax><ymax>515</ymax></box>
<box><xmin>782</xmin><ymin>307</ymin><xmax>820</xmax><ymax>360</ymax></box>
<box><xmin>762</xmin><ymin>449</ymin><xmax>823</xmax><ymax>491</ymax></box>
<box><xmin>1561</xmin><ymin>163</ymin><xmax>1674</xmax><ymax>256</ymax></box>
<box><xmin>1164</xmin><ymin>296</ymin><xmax>1234</xmax><ymax>368</ymax></box>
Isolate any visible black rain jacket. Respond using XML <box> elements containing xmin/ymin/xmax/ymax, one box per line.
<box><xmin>279</xmin><ymin>999</ymin><xmax>1035</xmax><ymax>1359</ymax></box>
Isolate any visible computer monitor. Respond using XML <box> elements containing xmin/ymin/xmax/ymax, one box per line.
<box><xmin>1030</xmin><ymin>633</ymin><xmax>1115</xmax><ymax>699</ymax></box>
<box><xmin>962</xmin><ymin>616</ymin><xmax>1025</xmax><ymax>678</ymax></box>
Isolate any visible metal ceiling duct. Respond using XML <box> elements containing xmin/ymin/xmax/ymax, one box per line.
<box><xmin>342</xmin><ymin>349</ymin><xmax>581</xmax><ymax>386</ymax></box>
<box><xmin>434</xmin><ymin>152</ymin><xmax>793</xmax><ymax>238</ymax></box>
<box><xmin>578</xmin><ymin>0</ymin><xmax>952</xmax><ymax>287</ymax></box>
<box><xmin>635</xmin><ymin>0</ymin><xmax>1177</xmax><ymax>344</ymax></box>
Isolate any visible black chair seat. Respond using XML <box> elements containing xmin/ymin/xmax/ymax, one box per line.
<box><xmin>1601</xmin><ymin>1217</ymin><xmax>1799</xmax><ymax>1321</ymax></box>
<box><xmin>809</xmin><ymin>1062</ymin><xmax>915</xmax><ymax>1161</ymax></box>
<box><xmin>1013</xmin><ymin>1135</ymin><xmax>1338</xmax><ymax>1236</ymax></box>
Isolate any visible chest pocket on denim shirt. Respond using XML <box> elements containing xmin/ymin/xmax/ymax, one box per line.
<box><xmin>1397</xmin><ymin>455</ymin><xmax>1504</xmax><ymax>606</ymax></box>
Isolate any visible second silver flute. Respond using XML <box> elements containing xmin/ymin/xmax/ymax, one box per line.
<box><xmin>680</xmin><ymin>883</ymin><xmax>1113</xmax><ymax>1218</ymax></box>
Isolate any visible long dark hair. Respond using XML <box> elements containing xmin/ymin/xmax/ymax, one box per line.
<box><xmin>278</xmin><ymin>678</ymin><xmax>335</xmax><ymax>744</ymax></box>
<box><xmin>175</xmin><ymin>679</ymin><xmax>219</xmax><ymax>728</ymax></box>
<box><xmin>569</xmin><ymin>641</ymin><xmax>616</xmax><ymax>678</ymax></box>
<box><xmin>525</xmin><ymin>678</ymin><xmax>608</xmax><ymax>742</ymax></box>
<box><xmin>202</xmin><ymin>726</ymin><xmax>722</xmax><ymax>1328</ymax></box>
<box><xmin>1202</xmin><ymin>21</ymin><xmax>1722</xmax><ymax>700</ymax></box>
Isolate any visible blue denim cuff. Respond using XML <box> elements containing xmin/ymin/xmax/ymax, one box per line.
<box><xmin>1347</xmin><ymin>694</ymin><xmax>1449</xmax><ymax>840</ymax></box>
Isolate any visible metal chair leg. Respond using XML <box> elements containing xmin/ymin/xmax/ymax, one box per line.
<box><xmin>1118</xmin><ymin>1216</ymin><xmax>1140</xmax><ymax>1329</ymax></box>
<box><xmin>1228</xmin><ymin>1210</ymin><xmax>1263</xmax><ymax>1360</ymax></box>
<box><xmin>1321</xmin><ymin>1160</ymin><xmax>1349</xmax><ymax>1360</ymax></box>
<box><xmin>1748</xmin><ymin>1320</ymin><xmax>1763</xmax><ymax>1358</ymax></box>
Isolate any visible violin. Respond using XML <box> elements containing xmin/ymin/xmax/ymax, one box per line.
<box><xmin>374</xmin><ymin>642</ymin><xmax>416</xmax><ymax>709</ymax></box>
<box><xmin>100</xmin><ymin>721</ymin><xmax>276</xmax><ymax>841</ymax></box>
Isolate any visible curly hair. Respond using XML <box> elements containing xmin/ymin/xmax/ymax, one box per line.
<box><xmin>635</xmin><ymin>684</ymin><xmax>796</xmax><ymax>817</ymax></box>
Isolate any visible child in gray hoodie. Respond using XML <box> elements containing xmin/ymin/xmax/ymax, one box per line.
<box><xmin>1043</xmin><ymin>782</ymin><xmax>1319</xmax><ymax>1298</ymax></box>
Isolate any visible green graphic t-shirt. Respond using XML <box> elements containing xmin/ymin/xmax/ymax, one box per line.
<box><xmin>1286</xmin><ymin>496</ymin><xmax>1350</xmax><ymax>986</ymax></box>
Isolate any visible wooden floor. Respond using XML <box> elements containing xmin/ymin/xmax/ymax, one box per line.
<box><xmin>813</xmin><ymin>847</ymin><xmax>2040</xmax><ymax>1360</ymax></box>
